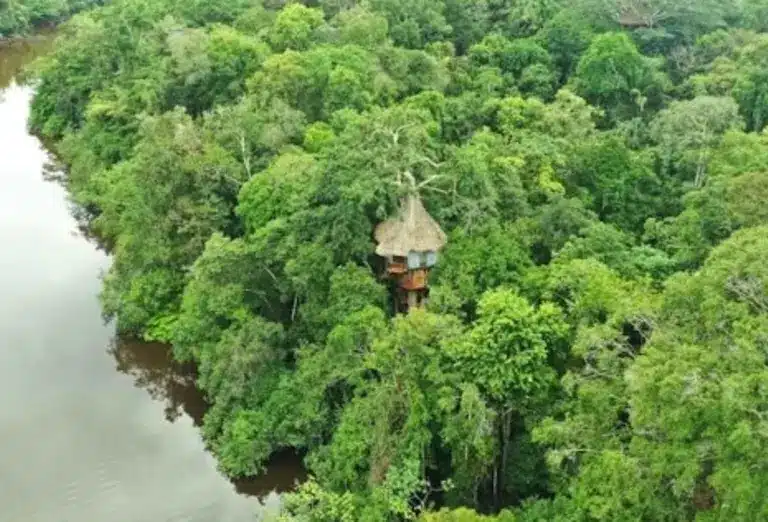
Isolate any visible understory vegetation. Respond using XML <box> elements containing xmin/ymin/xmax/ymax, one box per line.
<box><xmin>28</xmin><ymin>0</ymin><xmax>768</xmax><ymax>519</ymax></box>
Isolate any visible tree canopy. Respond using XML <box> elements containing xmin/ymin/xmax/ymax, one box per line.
<box><xmin>28</xmin><ymin>0</ymin><xmax>768</xmax><ymax>520</ymax></box>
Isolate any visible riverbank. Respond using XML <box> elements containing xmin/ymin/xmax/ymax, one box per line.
<box><xmin>0</xmin><ymin>34</ymin><xmax>302</xmax><ymax>521</ymax></box>
<box><xmin>2</xmin><ymin>25</ymin><xmax>309</xmax><ymax>500</ymax></box>
<box><xmin>0</xmin><ymin>1</ymin><xmax>102</xmax><ymax>40</ymax></box>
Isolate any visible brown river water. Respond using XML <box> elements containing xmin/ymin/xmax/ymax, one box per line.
<box><xmin>0</xmin><ymin>35</ymin><xmax>302</xmax><ymax>522</ymax></box>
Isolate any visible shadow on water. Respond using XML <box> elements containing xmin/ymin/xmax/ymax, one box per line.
<box><xmin>110</xmin><ymin>340</ymin><xmax>205</xmax><ymax>425</ymax></box>
<box><xmin>109</xmin><ymin>339</ymin><xmax>308</xmax><ymax>497</ymax></box>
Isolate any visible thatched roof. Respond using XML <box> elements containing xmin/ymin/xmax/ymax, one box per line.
<box><xmin>375</xmin><ymin>195</ymin><xmax>447</xmax><ymax>258</ymax></box>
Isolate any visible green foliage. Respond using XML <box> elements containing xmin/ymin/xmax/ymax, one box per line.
<box><xmin>165</xmin><ymin>25</ymin><xmax>271</xmax><ymax>116</ymax></box>
<box><xmin>538</xmin><ymin>9</ymin><xmax>595</xmax><ymax>82</ymax></box>
<box><xmin>468</xmin><ymin>34</ymin><xmax>556</xmax><ymax>98</ymax></box>
<box><xmin>573</xmin><ymin>32</ymin><xmax>666</xmax><ymax>121</ymax></box>
<box><xmin>277</xmin><ymin>479</ymin><xmax>360</xmax><ymax>522</ymax></box>
<box><xmin>94</xmin><ymin>109</ymin><xmax>245</xmax><ymax>335</ymax></box>
<box><xmin>651</xmin><ymin>96</ymin><xmax>743</xmax><ymax>187</ymax></box>
<box><xmin>446</xmin><ymin>289</ymin><xmax>565</xmax><ymax>406</ymax></box>
<box><xmin>0</xmin><ymin>0</ymin><xmax>102</xmax><ymax>36</ymax></box>
<box><xmin>268</xmin><ymin>3</ymin><xmax>324</xmax><ymax>52</ymax></box>
<box><xmin>731</xmin><ymin>38</ymin><xmax>768</xmax><ymax>131</ymax></box>
<box><xmin>567</xmin><ymin>133</ymin><xmax>665</xmax><ymax>233</ymax></box>
<box><xmin>28</xmin><ymin>0</ymin><xmax>768</xmax><ymax>520</ymax></box>
<box><xmin>332</xmin><ymin>5</ymin><xmax>389</xmax><ymax>49</ymax></box>
<box><xmin>645</xmin><ymin>170</ymin><xmax>768</xmax><ymax>269</ymax></box>
<box><xmin>368</xmin><ymin>0</ymin><xmax>451</xmax><ymax>49</ymax></box>
<box><xmin>556</xmin><ymin>222</ymin><xmax>675</xmax><ymax>280</ymax></box>
<box><xmin>431</xmin><ymin>224</ymin><xmax>532</xmax><ymax>315</ymax></box>
<box><xmin>420</xmin><ymin>508</ymin><xmax>514</xmax><ymax>522</ymax></box>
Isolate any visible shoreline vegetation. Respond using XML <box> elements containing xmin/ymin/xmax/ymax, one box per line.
<box><xmin>0</xmin><ymin>0</ymin><xmax>104</xmax><ymax>39</ymax></box>
<box><xmin>27</xmin><ymin>0</ymin><xmax>768</xmax><ymax>520</ymax></box>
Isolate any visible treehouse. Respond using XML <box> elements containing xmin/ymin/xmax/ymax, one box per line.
<box><xmin>375</xmin><ymin>194</ymin><xmax>446</xmax><ymax>312</ymax></box>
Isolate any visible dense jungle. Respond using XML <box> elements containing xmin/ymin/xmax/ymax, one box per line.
<box><xmin>24</xmin><ymin>0</ymin><xmax>768</xmax><ymax>519</ymax></box>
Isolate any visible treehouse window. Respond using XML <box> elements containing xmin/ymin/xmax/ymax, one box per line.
<box><xmin>407</xmin><ymin>251</ymin><xmax>422</xmax><ymax>270</ymax></box>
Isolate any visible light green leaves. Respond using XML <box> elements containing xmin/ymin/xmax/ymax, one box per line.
<box><xmin>446</xmin><ymin>289</ymin><xmax>566</xmax><ymax>406</ymax></box>
<box><xmin>269</xmin><ymin>3</ymin><xmax>325</xmax><ymax>52</ymax></box>
<box><xmin>574</xmin><ymin>32</ymin><xmax>666</xmax><ymax>121</ymax></box>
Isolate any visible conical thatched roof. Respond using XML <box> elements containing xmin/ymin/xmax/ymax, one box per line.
<box><xmin>375</xmin><ymin>195</ymin><xmax>447</xmax><ymax>258</ymax></box>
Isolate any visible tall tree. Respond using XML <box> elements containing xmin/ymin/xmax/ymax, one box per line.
<box><xmin>651</xmin><ymin>96</ymin><xmax>743</xmax><ymax>187</ymax></box>
<box><xmin>573</xmin><ymin>32</ymin><xmax>666</xmax><ymax>121</ymax></box>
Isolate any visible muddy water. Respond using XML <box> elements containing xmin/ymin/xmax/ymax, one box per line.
<box><xmin>0</xmin><ymin>36</ymin><xmax>301</xmax><ymax>522</ymax></box>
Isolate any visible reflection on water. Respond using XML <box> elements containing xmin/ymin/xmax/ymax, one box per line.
<box><xmin>110</xmin><ymin>339</ymin><xmax>308</xmax><ymax>497</ymax></box>
<box><xmin>0</xmin><ymin>32</ymin><xmax>54</xmax><ymax>89</ymax></box>
<box><xmin>233</xmin><ymin>449</ymin><xmax>309</xmax><ymax>498</ymax></box>
<box><xmin>110</xmin><ymin>341</ymin><xmax>205</xmax><ymax>425</ymax></box>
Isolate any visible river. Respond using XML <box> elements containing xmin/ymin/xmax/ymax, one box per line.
<box><xmin>0</xmin><ymin>35</ymin><xmax>301</xmax><ymax>522</ymax></box>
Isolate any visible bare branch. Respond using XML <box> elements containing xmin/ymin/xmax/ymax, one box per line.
<box><xmin>415</xmin><ymin>156</ymin><xmax>443</xmax><ymax>169</ymax></box>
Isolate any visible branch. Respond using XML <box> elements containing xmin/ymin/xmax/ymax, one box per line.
<box><xmin>417</xmin><ymin>174</ymin><xmax>445</xmax><ymax>189</ymax></box>
<box><xmin>390</xmin><ymin>123</ymin><xmax>417</xmax><ymax>145</ymax></box>
<box><xmin>239</xmin><ymin>133</ymin><xmax>252</xmax><ymax>179</ymax></box>
<box><xmin>415</xmin><ymin>155</ymin><xmax>443</xmax><ymax>169</ymax></box>
<box><xmin>373</xmin><ymin>123</ymin><xmax>418</xmax><ymax>146</ymax></box>
<box><xmin>263</xmin><ymin>266</ymin><xmax>280</xmax><ymax>286</ymax></box>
